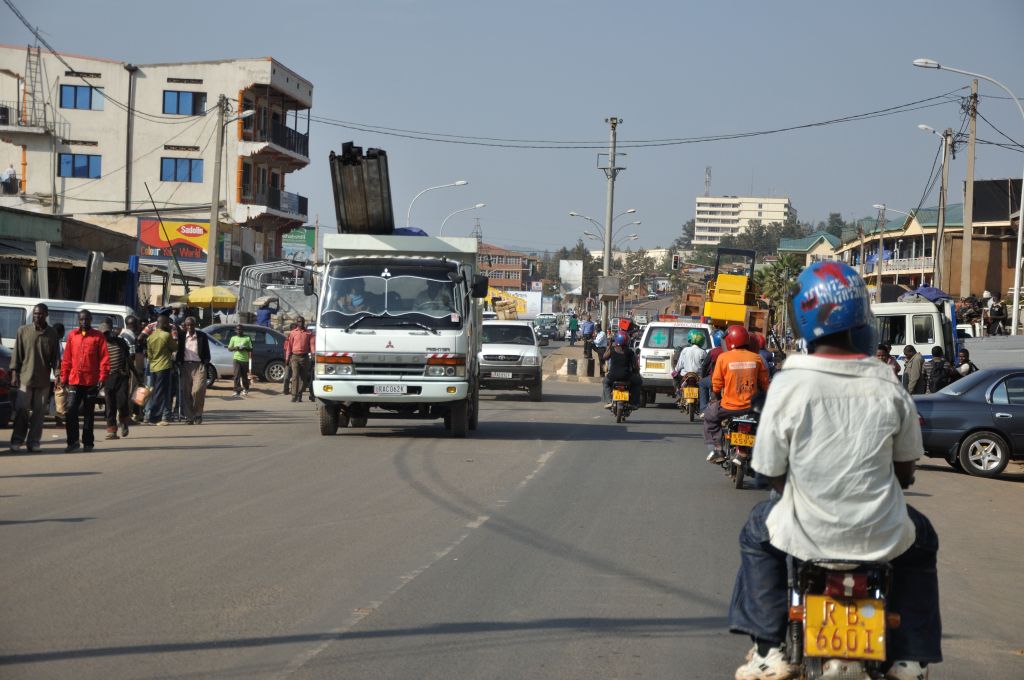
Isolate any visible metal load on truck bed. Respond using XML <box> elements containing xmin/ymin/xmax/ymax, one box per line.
<box><xmin>328</xmin><ymin>142</ymin><xmax>395</xmax><ymax>235</ymax></box>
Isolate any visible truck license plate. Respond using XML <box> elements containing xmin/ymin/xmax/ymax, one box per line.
<box><xmin>646</xmin><ymin>360</ymin><xmax>665</xmax><ymax>369</ymax></box>
<box><xmin>804</xmin><ymin>595</ymin><xmax>886</xmax><ymax>661</ymax></box>
<box><xmin>491</xmin><ymin>371</ymin><xmax>513</xmax><ymax>379</ymax></box>
<box><xmin>373</xmin><ymin>384</ymin><xmax>407</xmax><ymax>395</ymax></box>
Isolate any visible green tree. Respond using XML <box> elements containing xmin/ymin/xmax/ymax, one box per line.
<box><xmin>754</xmin><ymin>253</ymin><xmax>804</xmax><ymax>334</ymax></box>
<box><xmin>824</xmin><ymin>212</ymin><xmax>847</xmax><ymax>239</ymax></box>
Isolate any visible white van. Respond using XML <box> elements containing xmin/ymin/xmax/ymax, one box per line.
<box><xmin>871</xmin><ymin>300</ymin><xmax>957</xmax><ymax>366</ymax></box>
<box><xmin>0</xmin><ymin>296</ymin><xmax>135</xmax><ymax>349</ymax></box>
<box><xmin>637</xmin><ymin>320</ymin><xmax>717</xmax><ymax>405</ymax></box>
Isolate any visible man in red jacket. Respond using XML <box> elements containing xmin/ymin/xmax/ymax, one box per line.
<box><xmin>59</xmin><ymin>310</ymin><xmax>110</xmax><ymax>452</ymax></box>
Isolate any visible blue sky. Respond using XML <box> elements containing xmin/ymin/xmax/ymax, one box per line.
<box><xmin>4</xmin><ymin>0</ymin><xmax>1023</xmax><ymax>251</ymax></box>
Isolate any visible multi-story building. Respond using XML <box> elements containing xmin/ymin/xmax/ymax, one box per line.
<box><xmin>478</xmin><ymin>242</ymin><xmax>526</xmax><ymax>291</ymax></box>
<box><xmin>694</xmin><ymin>195</ymin><xmax>795</xmax><ymax>246</ymax></box>
<box><xmin>0</xmin><ymin>44</ymin><xmax>312</xmax><ymax>282</ymax></box>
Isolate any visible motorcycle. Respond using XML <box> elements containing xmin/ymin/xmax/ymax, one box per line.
<box><xmin>678</xmin><ymin>372</ymin><xmax>700</xmax><ymax>421</ymax></box>
<box><xmin>610</xmin><ymin>381</ymin><xmax>634</xmax><ymax>423</ymax></box>
<box><xmin>722</xmin><ymin>412</ymin><xmax>758</xmax><ymax>489</ymax></box>
<box><xmin>786</xmin><ymin>560</ymin><xmax>900</xmax><ymax>679</ymax></box>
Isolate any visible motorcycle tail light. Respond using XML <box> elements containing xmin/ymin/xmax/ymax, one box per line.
<box><xmin>788</xmin><ymin>605</ymin><xmax>804</xmax><ymax>621</ymax></box>
<box><xmin>886</xmin><ymin>612</ymin><xmax>901</xmax><ymax>629</ymax></box>
<box><xmin>824</xmin><ymin>572</ymin><xmax>869</xmax><ymax>598</ymax></box>
<box><xmin>736</xmin><ymin>422</ymin><xmax>753</xmax><ymax>434</ymax></box>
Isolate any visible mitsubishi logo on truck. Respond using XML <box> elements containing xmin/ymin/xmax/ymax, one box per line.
<box><xmin>385</xmin><ymin>340</ymin><xmax>394</xmax><ymax>348</ymax></box>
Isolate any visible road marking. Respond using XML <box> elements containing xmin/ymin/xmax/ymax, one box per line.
<box><xmin>273</xmin><ymin>450</ymin><xmax>556</xmax><ymax>679</ymax></box>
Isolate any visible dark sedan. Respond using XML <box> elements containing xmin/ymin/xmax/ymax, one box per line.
<box><xmin>914</xmin><ymin>368</ymin><xmax>1024</xmax><ymax>478</ymax></box>
<box><xmin>202</xmin><ymin>324</ymin><xmax>288</xmax><ymax>383</ymax></box>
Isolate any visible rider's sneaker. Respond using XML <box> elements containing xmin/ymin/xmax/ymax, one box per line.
<box><xmin>734</xmin><ymin>646</ymin><xmax>795</xmax><ymax>680</ymax></box>
<box><xmin>885</xmin><ymin>660</ymin><xmax>928</xmax><ymax>680</ymax></box>
<box><xmin>604</xmin><ymin>403</ymin><xmax>612</xmax><ymax>409</ymax></box>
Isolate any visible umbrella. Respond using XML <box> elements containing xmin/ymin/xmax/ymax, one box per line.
<box><xmin>187</xmin><ymin>286</ymin><xmax>237</xmax><ymax>307</ymax></box>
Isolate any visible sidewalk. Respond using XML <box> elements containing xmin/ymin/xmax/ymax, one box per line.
<box><xmin>543</xmin><ymin>342</ymin><xmax>604</xmax><ymax>384</ymax></box>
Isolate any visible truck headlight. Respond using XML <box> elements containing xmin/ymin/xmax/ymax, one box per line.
<box><xmin>426</xmin><ymin>366</ymin><xmax>446</xmax><ymax>377</ymax></box>
<box><xmin>522</xmin><ymin>355</ymin><xmax>540</xmax><ymax>366</ymax></box>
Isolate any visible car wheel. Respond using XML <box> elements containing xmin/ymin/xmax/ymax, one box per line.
<box><xmin>529</xmin><ymin>381</ymin><xmax>542</xmax><ymax>402</ymax></box>
<box><xmin>205</xmin><ymin>364</ymin><xmax>218</xmax><ymax>388</ymax></box>
<box><xmin>263</xmin><ymin>360</ymin><xmax>287</xmax><ymax>383</ymax></box>
<box><xmin>958</xmin><ymin>431</ymin><xmax>1010</xmax><ymax>477</ymax></box>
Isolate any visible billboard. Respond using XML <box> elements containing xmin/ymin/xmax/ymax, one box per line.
<box><xmin>138</xmin><ymin>217</ymin><xmax>209</xmax><ymax>260</ymax></box>
<box><xmin>559</xmin><ymin>260</ymin><xmax>583</xmax><ymax>296</ymax></box>
<box><xmin>282</xmin><ymin>227</ymin><xmax>316</xmax><ymax>262</ymax></box>
<box><xmin>486</xmin><ymin>289</ymin><xmax>543</xmax><ymax>319</ymax></box>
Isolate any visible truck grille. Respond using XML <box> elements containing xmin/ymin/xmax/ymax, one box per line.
<box><xmin>482</xmin><ymin>354</ymin><xmax>521</xmax><ymax>363</ymax></box>
<box><xmin>354</xmin><ymin>363</ymin><xmax>426</xmax><ymax>376</ymax></box>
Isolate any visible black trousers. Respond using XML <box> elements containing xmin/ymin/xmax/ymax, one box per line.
<box><xmin>104</xmin><ymin>372</ymin><xmax>131</xmax><ymax>428</ymax></box>
<box><xmin>65</xmin><ymin>385</ymin><xmax>99</xmax><ymax>447</ymax></box>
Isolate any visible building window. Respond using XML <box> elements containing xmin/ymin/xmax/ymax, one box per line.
<box><xmin>160</xmin><ymin>157</ymin><xmax>204</xmax><ymax>183</ymax></box>
<box><xmin>58</xmin><ymin>153</ymin><xmax>101</xmax><ymax>178</ymax></box>
<box><xmin>162</xmin><ymin>90</ymin><xmax>207</xmax><ymax>115</ymax></box>
<box><xmin>60</xmin><ymin>84</ymin><xmax>103</xmax><ymax>111</ymax></box>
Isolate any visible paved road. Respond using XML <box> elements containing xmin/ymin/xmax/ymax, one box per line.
<box><xmin>1</xmin><ymin>381</ymin><xmax>1021</xmax><ymax>679</ymax></box>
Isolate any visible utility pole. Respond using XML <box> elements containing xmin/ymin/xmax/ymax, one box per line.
<box><xmin>205</xmin><ymin>94</ymin><xmax>226</xmax><ymax>287</ymax></box>
<box><xmin>601</xmin><ymin>117</ymin><xmax>621</xmax><ymax>332</ymax></box>
<box><xmin>934</xmin><ymin>128</ymin><xmax>953</xmax><ymax>291</ymax></box>
<box><xmin>960</xmin><ymin>80</ymin><xmax>978</xmax><ymax>297</ymax></box>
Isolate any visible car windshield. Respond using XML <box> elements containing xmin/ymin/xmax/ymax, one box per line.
<box><xmin>482</xmin><ymin>325</ymin><xmax>535</xmax><ymax>345</ymax></box>
<box><xmin>938</xmin><ymin>368</ymin><xmax>996</xmax><ymax>396</ymax></box>
<box><xmin>320</xmin><ymin>263</ymin><xmax>462</xmax><ymax>331</ymax></box>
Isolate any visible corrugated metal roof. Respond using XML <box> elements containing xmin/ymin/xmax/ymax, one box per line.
<box><xmin>778</xmin><ymin>230</ymin><xmax>841</xmax><ymax>252</ymax></box>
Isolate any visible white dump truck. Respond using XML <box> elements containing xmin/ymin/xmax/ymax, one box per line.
<box><xmin>308</xmin><ymin>234</ymin><xmax>487</xmax><ymax>437</ymax></box>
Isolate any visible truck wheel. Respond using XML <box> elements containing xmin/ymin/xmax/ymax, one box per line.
<box><xmin>644</xmin><ymin>390</ymin><xmax>655</xmax><ymax>407</ymax></box>
<box><xmin>529</xmin><ymin>381</ymin><xmax>542</xmax><ymax>402</ymax></box>
<box><xmin>449</xmin><ymin>399</ymin><xmax>468</xmax><ymax>438</ymax></box>
<box><xmin>319</xmin><ymin>404</ymin><xmax>340</xmax><ymax>435</ymax></box>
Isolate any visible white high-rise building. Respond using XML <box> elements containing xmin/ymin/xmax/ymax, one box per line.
<box><xmin>0</xmin><ymin>44</ymin><xmax>312</xmax><ymax>279</ymax></box>
<box><xmin>694</xmin><ymin>195</ymin><xmax>796</xmax><ymax>246</ymax></box>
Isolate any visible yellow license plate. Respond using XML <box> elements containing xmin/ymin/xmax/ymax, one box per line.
<box><xmin>804</xmin><ymin>595</ymin><xmax>886</xmax><ymax>661</ymax></box>
<box><xmin>612</xmin><ymin>389</ymin><xmax>630</xmax><ymax>401</ymax></box>
<box><xmin>730</xmin><ymin>432</ymin><xmax>756</xmax><ymax>447</ymax></box>
<box><xmin>646</xmin><ymin>361</ymin><xmax>665</xmax><ymax>369</ymax></box>
<box><xmin>683</xmin><ymin>387</ymin><xmax>699</xmax><ymax>399</ymax></box>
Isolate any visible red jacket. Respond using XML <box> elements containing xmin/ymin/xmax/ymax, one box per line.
<box><xmin>61</xmin><ymin>327</ymin><xmax>111</xmax><ymax>386</ymax></box>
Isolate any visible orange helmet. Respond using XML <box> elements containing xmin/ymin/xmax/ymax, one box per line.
<box><xmin>724</xmin><ymin>325</ymin><xmax>750</xmax><ymax>351</ymax></box>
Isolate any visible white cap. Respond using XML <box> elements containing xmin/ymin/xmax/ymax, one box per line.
<box><xmin>983</xmin><ymin>290</ymin><xmax>992</xmax><ymax>298</ymax></box>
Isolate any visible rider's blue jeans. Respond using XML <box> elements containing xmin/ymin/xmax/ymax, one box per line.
<box><xmin>728</xmin><ymin>498</ymin><xmax>942</xmax><ymax>663</ymax></box>
<box><xmin>698</xmin><ymin>375</ymin><xmax>711</xmax><ymax>412</ymax></box>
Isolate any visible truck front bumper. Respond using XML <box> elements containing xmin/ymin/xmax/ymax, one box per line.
<box><xmin>314</xmin><ymin>379</ymin><xmax>469</xmax><ymax>402</ymax></box>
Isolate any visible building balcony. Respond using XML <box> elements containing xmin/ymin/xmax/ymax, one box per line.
<box><xmin>235</xmin><ymin>185</ymin><xmax>308</xmax><ymax>231</ymax></box>
<box><xmin>864</xmin><ymin>257</ymin><xmax>934</xmax><ymax>275</ymax></box>
<box><xmin>240</xmin><ymin>121</ymin><xmax>310</xmax><ymax>170</ymax></box>
<box><xmin>0</xmin><ymin>100</ymin><xmax>52</xmax><ymax>135</ymax></box>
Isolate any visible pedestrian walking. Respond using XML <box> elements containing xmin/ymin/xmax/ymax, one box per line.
<box><xmin>956</xmin><ymin>348</ymin><xmax>980</xmax><ymax>377</ymax></box>
<box><xmin>121</xmin><ymin>315</ymin><xmax>145</xmax><ymax>422</ymax></box>
<box><xmin>902</xmin><ymin>345</ymin><xmax>925</xmax><ymax>395</ymax></box>
<box><xmin>100</xmin><ymin>318</ymin><xmax>134</xmax><ymax>440</ymax></box>
<box><xmin>143</xmin><ymin>313</ymin><xmax>177</xmax><ymax>425</ymax></box>
<box><xmin>284</xmin><ymin>316</ymin><xmax>314</xmax><ymax>402</ymax></box>
<box><xmin>176</xmin><ymin>316</ymin><xmax>211</xmax><ymax>424</ymax></box>
<box><xmin>227</xmin><ymin>324</ymin><xmax>254</xmax><ymax>396</ymax></box>
<box><xmin>9</xmin><ymin>303</ymin><xmax>60</xmax><ymax>452</ymax></box>
<box><xmin>60</xmin><ymin>310</ymin><xmax>110</xmax><ymax>452</ymax></box>
<box><xmin>51</xmin><ymin>322</ymin><xmax>66</xmax><ymax>427</ymax></box>
<box><xmin>568</xmin><ymin>314</ymin><xmax>579</xmax><ymax>346</ymax></box>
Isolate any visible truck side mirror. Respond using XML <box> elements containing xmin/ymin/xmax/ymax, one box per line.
<box><xmin>471</xmin><ymin>275</ymin><xmax>489</xmax><ymax>299</ymax></box>
<box><xmin>302</xmin><ymin>269</ymin><xmax>314</xmax><ymax>297</ymax></box>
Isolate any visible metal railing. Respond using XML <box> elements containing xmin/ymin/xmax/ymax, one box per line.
<box><xmin>243</xmin><ymin>121</ymin><xmax>309</xmax><ymax>157</ymax></box>
<box><xmin>240</xmin><ymin>185</ymin><xmax>308</xmax><ymax>217</ymax></box>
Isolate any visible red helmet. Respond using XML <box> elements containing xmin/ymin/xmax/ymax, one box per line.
<box><xmin>724</xmin><ymin>325</ymin><xmax>750</xmax><ymax>351</ymax></box>
<box><xmin>749</xmin><ymin>332</ymin><xmax>766</xmax><ymax>351</ymax></box>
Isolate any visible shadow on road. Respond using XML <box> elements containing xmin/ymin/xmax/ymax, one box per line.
<box><xmin>0</xmin><ymin>472</ymin><xmax>101</xmax><ymax>478</ymax></box>
<box><xmin>0</xmin><ymin>517</ymin><xmax>94</xmax><ymax>526</ymax></box>
<box><xmin>0</xmin><ymin>615</ymin><xmax>728</xmax><ymax>665</ymax></box>
<box><xmin>918</xmin><ymin>462</ymin><xmax>1024</xmax><ymax>484</ymax></box>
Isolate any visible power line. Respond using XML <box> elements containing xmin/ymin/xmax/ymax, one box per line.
<box><xmin>975</xmin><ymin>108</ymin><xmax>1023</xmax><ymax>148</ymax></box>
<box><xmin>3</xmin><ymin>0</ymin><xmax>210</xmax><ymax>126</ymax></box>
<box><xmin>308</xmin><ymin>91</ymin><xmax>965</xmax><ymax>150</ymax></box>
<box><xmin>977</xmin><ymin>138</ymin><xmax>1024</xmax><ymax>153</ymax></box>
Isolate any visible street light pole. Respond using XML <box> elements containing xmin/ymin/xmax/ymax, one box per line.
<box><xmin>914</xmin><ymin>58</ymin><xmax>1024</xmax><ymax>334</ymax></box>
<box><xmin>601</xmin><ymin>117</ymin><xmax>621</xmax><ymax>332</ymax></box>
<box><xmin>405</xmin><ymin>180</ymin><xmax>468</xmax><ymax>228</ymax></box>
<box><xmin>439</xmin><ymin>203</ymin><xmax>485</xmax><ymax>236</ymax></box>
<box><xmin>205</xmin><ymin>97</ymin><xmax>254</xmax><ymax>287</ymax></box>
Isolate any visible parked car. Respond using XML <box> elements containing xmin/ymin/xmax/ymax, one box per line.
<box><xmin>478</xmin><ymin>320</ymin><xmax>543</xmax><ymax>401</ymax></box>
<box><xmin>914</xmin><ymin>368</ymin><xmax>1024</xmax><ymax>477</ymax></box>
<box><xmin>202</xmin><ymin>324</ymin><xmax>288</xmax><ymax>383</ymax></box>
<box><xmin>0</xmin><ymin>345</ymin><xmax>11</xmax><ymax>427</ymax></box>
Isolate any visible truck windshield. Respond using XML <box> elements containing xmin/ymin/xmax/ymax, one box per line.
<box><xmin>320</xmin><ymin>264</ymin><xmax>462</xmax><ymax>330</ymax></box>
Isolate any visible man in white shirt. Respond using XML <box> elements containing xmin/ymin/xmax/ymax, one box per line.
<box><xmin>729</xmin><ymin>261</ymin><xmax>940</xmax><ymax>680</ymax></box>
<box><xmin>673</xmin><ymin>329</ymin><xmax>707</xmax><ymax>376</ymax></box>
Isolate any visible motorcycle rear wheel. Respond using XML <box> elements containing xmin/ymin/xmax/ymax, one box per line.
<box><xmin>733</xmin><ymin>457</ymin><xmax>747</xmax><ymax>490</ymax></box>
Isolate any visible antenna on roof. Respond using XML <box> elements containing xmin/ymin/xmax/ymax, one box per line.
<box><xmin>704</xmin><ymin>166</ymin><xmax>711</xmax><ymax>197</ymax></box>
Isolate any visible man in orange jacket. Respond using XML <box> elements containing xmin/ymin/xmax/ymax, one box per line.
<box><xmin>59</xmin><ymin>310</ymin><xmax>110</xmax><ymax>452</ymax></box>
<box><xmin>703</xmin><ymin>325</ymin><xmax>769</xmax><ymax>463</ymax></box>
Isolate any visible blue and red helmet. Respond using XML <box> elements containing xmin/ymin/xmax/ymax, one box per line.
<box><xmin>790</xmin><ymin>261</ymin><xmax>876</xmax><ymax>353</ymax></box>
<box><xmin>613</xmin><ymin>332</ymin><xmax>628</xmax><ymax>346</ymax></box>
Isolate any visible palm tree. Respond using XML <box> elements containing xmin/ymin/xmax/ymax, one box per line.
<box><xmin>757</xmin><ymin>254</ymin><xmax>804</xmax><ymax>336</ymax></box>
